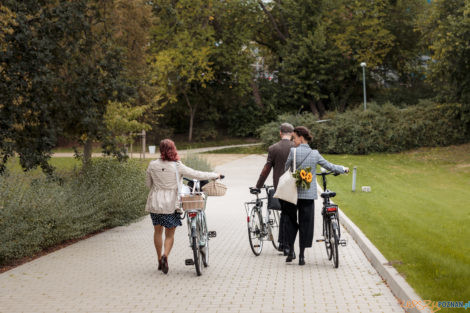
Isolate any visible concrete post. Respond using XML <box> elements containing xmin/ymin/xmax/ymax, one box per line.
<box><xmin>352</xmin><ymin>166</ymin><xmax>357</xmax><ymax>192</ymax></box>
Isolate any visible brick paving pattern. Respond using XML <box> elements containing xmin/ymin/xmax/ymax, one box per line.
<box><xmin>0</xmin><ymin>155</ymin><xmax>404</xmax><ymax>313</ymax></box>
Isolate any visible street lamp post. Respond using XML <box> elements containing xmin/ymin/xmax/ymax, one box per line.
<box><xmin>360</xmin><ymin>62</ymin><xmax>367</xmax><ymax>110</ymax></box>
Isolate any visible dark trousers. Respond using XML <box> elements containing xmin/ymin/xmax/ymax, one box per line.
<box><xmin>284</xmin><ymin>199</ymin><xmax>315</xmax><ymax>249</ymax></box>
<box><xmin>278</xmin><ymin>200</ymin><xmax>293</xmax><ymax>247</ymax></box>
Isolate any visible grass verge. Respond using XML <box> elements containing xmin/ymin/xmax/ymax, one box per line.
<box><xmin>202</xmin><ymin>145</ymin><xmax>265</xmax><ymax>154</ymax></box>
<box><xmin>324</xmin><ymin>144</ymin><xmax>470</xmax><ymax>310</ymax></box>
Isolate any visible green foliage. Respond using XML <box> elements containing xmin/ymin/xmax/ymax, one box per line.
<box><xmin>103</xmin><ymin>101</ymin><xmax>151</xmax><ymax>159</ymax></box>
<box><xmin>148</xmin><ymin>0</ymin><xmax>257</xmax><ymax>141</ymax></box>
<box><xmin>419</xmin><ymin>0</ymin><xmax>470</xmax><ymax>104</ymax></box>
<box><xmin>0</xmin><ymin>0</ymin><xmax>135</xmax><ymax>173</ymax></box>
<box><xmin>0</xmin><ymin>159</ymin><xmax>147</xmax><ymax>266</ymax></box>
<box><xmin>327</xmin><ymin>0</ymin><xmax>395</xmax><ymax>69</ymax></box>
<box><xmin>181</xmin><ymin>153</ymin><xmax>213</xmax><ymax>172</ymax></box>
<box><xmin>254</xmin><ymin>0</ymin><xmax>402</xmax><ymax>115</ymax></box>
<box><xmin>258</xmin><ymin>102</ymin><xmax>470</xmax><ymax>154</ymax></box>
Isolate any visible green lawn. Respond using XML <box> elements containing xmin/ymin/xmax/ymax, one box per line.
<box><xmin>323</xmin><ymin>144</ymin><xmax>470</xmax><ymax>310</ymax></box>
<box><xmin>202</xmin><ymin>144</ymin><xmax>266</xmax><ymax>154</ymax></box>
<box><xmin>6</xmin><ymin>157</ymin><xmax>81</xmax><ymax>174</ymax></box>
<box><xmin>51</xmin><ymin>137</ymin><xmax>258</xmax><ymax>154</ymax></box>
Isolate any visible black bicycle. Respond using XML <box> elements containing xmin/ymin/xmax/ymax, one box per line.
<box><xmin>316</xmin><ymin>170</ymin><xmax>347</xmax><ymax>268</ymax></box>
<box><xmin>244</xmin><ymin>186</ymin><xmax>281</xmax><ymax>256</ymax></box>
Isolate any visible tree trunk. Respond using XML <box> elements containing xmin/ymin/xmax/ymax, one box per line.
<box><xmin>83</xmin><ymin>139</ymin><xmax>93</xmax><ymax>164</ymax></box>
<box><xmin>251</xmin><ymin>80</ymin><xmax>263</xmax><ymax>107</ymax></box>
<box><xmin>317</xmin><ymin>99</ymin><xmax>326</xmax><ymax>118</ymax></box>
<box><xmin>183</xmin><ymin>92</ymin><xmax>196</xmax><ymax>142</ymax></box>
<box><xmin>309</xmin><ymin>100</ymin><xmax>319</xmax><ymax>117</ymax></box>
<box><xmin>309</xmin><ymin>99</ymin><xmax>326</xmax><ymax>119</ymax></box>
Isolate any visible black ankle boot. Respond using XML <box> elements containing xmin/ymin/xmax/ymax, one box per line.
<box><xmin>299</xmin><ymin>247</ymin><xmax>305</xmax><ymax>265</ymax></box>
<box><xmin>286</xmin><ymin>250</ymin><xmax>296</xmax><ymax>262</ymax></box>
<box><xmin>283</xmin><ymin>247</ymin><xmax>289</xmax><ymax>256</ymax></box>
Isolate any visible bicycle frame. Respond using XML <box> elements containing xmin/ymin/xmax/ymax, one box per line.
<box><xmin>180</xmin><ymin>178</ymin><xmax>211</xmax><ymax>275</ymax></box>
<box><xmin>245</xmin><ymin>185</ymin><xmax>281</xmax><ymax>256</ymax></box>
<box><xmin>317</xmin><ymin>172</ymin><xmax>341</xmax><ymax>239</ymax></box>
<box><xmin>244</xmin><ymin>186</ymin><xmax>271</xmax><ymax>237</ymax></box>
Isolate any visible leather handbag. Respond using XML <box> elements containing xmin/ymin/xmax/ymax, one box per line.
<box><xmin>273</xmin><ymin>149</ymin><xmax>298</xmax><ymax>204</ymax></box>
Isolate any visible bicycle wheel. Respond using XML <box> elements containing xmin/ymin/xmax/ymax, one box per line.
<box><xmin>324</xmin><ymin>216</ymin><xmax>333</xmax><ymax>260</ymax></box>
<box><xmin>199</xmin><ymin>213</ymin><xmax>209</xmax><ymax>267</ymax></box>
<box><xmin>247</xmin><ymin>206</ymin><xmax>263</xmax><ymax>256</ymax></box>
<box><xmin>268</xmin><ymin>209</ymin><xmax>281</xmax><ymax>250</ymax></box>
<box><xmin>191</xmin><ymin>227</ymin><xmax>202</xmax><ymax>276</ymax></box>
<box><xmin>329</xmin><ymin>219</ymin><xmax>339</xmax><ymax>268</ymax></box>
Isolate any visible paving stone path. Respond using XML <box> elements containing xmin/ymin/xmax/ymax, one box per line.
<box><xmin>0</xmin><ymin>155</ymin><xmax>404</xmax><ymax>313</ymax></box>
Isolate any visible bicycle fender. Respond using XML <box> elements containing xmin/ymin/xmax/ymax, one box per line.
<box><xmin>331</xmin><ymin>219</ymin><xmax>339</xmax><ymax>230</ymax></box>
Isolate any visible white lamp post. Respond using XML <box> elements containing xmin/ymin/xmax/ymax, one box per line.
<box><xmin>360</xmin><ymin>62</ymin><xmax>367</xmax><ymax>110</ymax></box>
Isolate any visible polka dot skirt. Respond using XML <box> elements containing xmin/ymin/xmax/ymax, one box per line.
<box><xmin>150</xmin><ymin>213</ymin><xmax>182</xmax><ymax>228</ymax></box>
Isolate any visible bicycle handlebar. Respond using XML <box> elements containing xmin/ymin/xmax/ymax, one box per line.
<box><xmin>315</xmin><ymin>171</ymin><xmax>340</xmax><ymax>176</ymax></box>
<box><xmin>249</xmin><ymin>185</ymin><xmax>272</xmax><ymax>195</ymax></box>
<box><xmin>183</xmin><ymin>175</ymin><xmax>225</xmax><ymax>183</ymax></box>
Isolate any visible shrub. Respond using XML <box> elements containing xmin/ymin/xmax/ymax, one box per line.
<box><xmin>0</xmin><ymin>159</ymin><xmax>147</xmax><ymax>266</ymax></box>
<box><xmin>181</xmin><ymin>153</ymin><xmax>213</xmax><ymax>172</ymax></box>
<box><xmin>258</xmin><ymin>102</ymin><xmax>470</xmax><ymax>154</ymax></box>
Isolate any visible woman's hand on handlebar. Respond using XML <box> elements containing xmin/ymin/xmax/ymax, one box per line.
<box><xmin>344</xmin><ymin>167</ymin><xmax>350</xmax><ymax>174</ymax></box>
<box><xmin>218</xmin><ymin>174</ymin><xmax>225</xmax><ymax>179</ymax></box>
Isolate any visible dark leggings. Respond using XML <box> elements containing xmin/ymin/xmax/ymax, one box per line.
<box><xmin>284</xmin><ymin>199</ymin><xmax>315</xmax><ymax>255</ymax></box>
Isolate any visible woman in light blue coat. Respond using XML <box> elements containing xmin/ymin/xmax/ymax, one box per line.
<box><xmin>284</xmin><ymin>126</ymin><xmax>349</xmax><ymax>265</ymax></box>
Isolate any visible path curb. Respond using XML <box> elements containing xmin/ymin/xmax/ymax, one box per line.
<box><xmin>338</xmin><ymin>208</ymin><xmax>431</xmax><ymax>313</ymax></box>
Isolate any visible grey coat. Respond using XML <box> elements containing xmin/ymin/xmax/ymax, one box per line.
<box><xmin>284</xmin><ymin>144</ymin><xmax>346</xmax><ymax>200</ymax></box>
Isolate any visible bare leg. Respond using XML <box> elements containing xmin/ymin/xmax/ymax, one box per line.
<box><xmin>163</xmin><ymin>227</ymin><xmax>176</xmax><ymax>257</ymax></box>
<box><xmin>154</xmin><ymin>225</ymin><xmax>164</xmax><ymax>260</ymax></box>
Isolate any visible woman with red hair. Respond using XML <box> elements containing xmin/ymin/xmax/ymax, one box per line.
<box><xmin>145</xmin><ymin>139</ymin><xmax>221</xmax><ymax>274</ymax></box>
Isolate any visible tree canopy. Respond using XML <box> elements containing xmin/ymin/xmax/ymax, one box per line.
<box><xmin>1</xmin><ymin>0</ymin><xmax>468</xmax><ymax>173</ymax></box>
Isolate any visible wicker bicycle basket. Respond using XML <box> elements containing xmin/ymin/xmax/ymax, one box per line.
<box><xmin>180</xmin><ymin>194</ymin><xmax>205</xmax><ymax>210</ymax></box>
<box><xmin>202</xmin><ymin>180</ymin><xmax>227</xmax><ymax>196</ymax></box>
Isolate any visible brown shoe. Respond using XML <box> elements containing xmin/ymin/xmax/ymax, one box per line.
<box><xmin>161</xmin><ymin>255</ymin><xmax>169</xmax><ymax>274</ymax></box>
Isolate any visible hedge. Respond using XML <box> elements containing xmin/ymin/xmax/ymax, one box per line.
<box><xmin>258</xmin><ymin>102</ymin><xmax>470</xmax><ymax>154</ymax></box>
<box><xmin>0</xmin><ymin>159</ymin><xmax>148</xmax><ymax>266</ymax></box>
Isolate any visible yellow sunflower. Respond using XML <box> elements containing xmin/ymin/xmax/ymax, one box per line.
<box><xmin>306</xmin><ymin>172</ymin><xmax>313</xmax><ymax>183</ymax></box>
<box><xmin>300</xmin><ymin>169</ymin><xmax>307</xmax><ymax>179</ymax></box>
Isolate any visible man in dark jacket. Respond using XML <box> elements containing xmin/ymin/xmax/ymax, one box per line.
<box><xmin>255</xmin><ymin>122</ymin><xmax>295</xmax><ymax>255</ymax></box>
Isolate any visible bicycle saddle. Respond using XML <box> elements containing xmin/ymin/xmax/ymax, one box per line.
<box><xmin>250</xmin><ymin>187</ymin><xmax>261</xmax><ymax>194</ymax></box>
<box><xmin>321</xmin><ymin>191</ymin><xmax>336</xmax><ymax>198</ymax></box>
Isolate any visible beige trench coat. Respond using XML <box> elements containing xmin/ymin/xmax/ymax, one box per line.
<box><xmin>145</xmin><ymin>159</ymin><xmax>218</xmax><ymax>214</ymax></box>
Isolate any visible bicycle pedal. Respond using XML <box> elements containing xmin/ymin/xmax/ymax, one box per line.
<box><xmin>339</xmin><ymin>239</ymin><xmax>347</xmax><ymax>247</ymax></box>
<box><xmin>268</xmin><ymin>219</ymin><xmax>274</xmax><ymax>225</ymax></box>
<box><xmin>185</xmin><ymin>259</ymin><xmax>194</xmax><ymax>266</ymax></box>
<box><xmin>316</xmin><ymin>238</ymin><xmax>325</xmax><ymax>242</ymax></box>
<box><xmin>208</xmin><ymin>231</ymin><xmax>217</xmax><ymax>238</ymax></box>
<box><xmin>254</xmin><ymin>245</ymin><xmax>261</xmax><ymax>248</ymax></box>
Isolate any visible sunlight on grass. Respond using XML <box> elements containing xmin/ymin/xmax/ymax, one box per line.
<box><xmin>324</xmin><ymin>144</ymin><xmax>470</xmax><ymax>308</ymax></box>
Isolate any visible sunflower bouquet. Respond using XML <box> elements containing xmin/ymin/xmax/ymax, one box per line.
<box><xmin>292</xmin><ymin>167</ymin><xmax>313</xmax><ymax>189</ymax></box>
